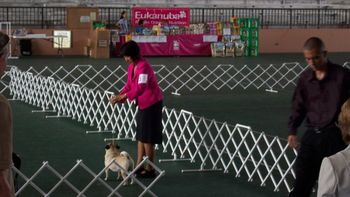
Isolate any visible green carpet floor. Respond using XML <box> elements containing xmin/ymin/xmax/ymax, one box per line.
<box><xmin>8</xmin><ymin>54</ymin><xmax>343</xmax><ymax>196</ymax></box>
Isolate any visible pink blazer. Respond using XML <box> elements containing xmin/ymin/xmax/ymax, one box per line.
<box><xmin>120</xmin><ymin>59</ymin><xmax>163</xmax><ymax>110</ymax></box>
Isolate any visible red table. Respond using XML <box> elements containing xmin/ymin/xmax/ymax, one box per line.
<box><xmin>115</xmin><ymin>34</ymin><xmax>220</xmax><ymax>57</ymax></box>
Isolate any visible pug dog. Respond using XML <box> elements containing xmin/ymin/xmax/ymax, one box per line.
<box><xmin>104</xmin><ymin>143</ymin><xmax>135</xmax><ymax>185</ymax></box>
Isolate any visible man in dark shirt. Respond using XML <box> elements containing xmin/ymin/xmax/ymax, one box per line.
<box><xmin>288</xmin><ymin>37</ymin><xmax>350</xmax><ymax>197</ymax></box>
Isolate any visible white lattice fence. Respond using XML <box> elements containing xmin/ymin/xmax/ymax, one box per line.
<box><xmin>12</xmin><ymin>157</ymin><xmax>164</xmax><ymax>197</ymax></box>
<box><xmin>5</xmin><ymin>62</ymin><xmax>350</xmax><ymax>96</ymax></box>
<box><xmin>155</xmin><ymin>62</ymin><xmax>307</xmax><ymax>94</ymax></box>
<box><xmin>0</xmin><ymin>65</ymin><xmax>13</xmax><ymax>95</ymax></box>
<box><xmin>6</xmin><ymin>62</ymin><xmax>309</xmax><ymax>95</ymax></box>
<box><xmin>9</xmin><ymin>67</ymin><xmax>164</xmax><ymax>196</ymax></box>
<box><xmin>343</xmin><ymin>61</ymin><xmax>350</xmax><ymax>69</ymax></box>
<box><xmin>159</xmin><ymin>107</ymin><xmax>297</xmax><ymax>192</ymax></box>
<box><xmin>9</xmin><ymin>66</ymin><xmax>297</xmax><ymax>193</ymax></box>
<box><xmin>17</xmin><ymin>65</ymin><xmax>127</xmax><ymax>92</ymax></box>
<box><xmin>10</xmin><ymin>66</ymin><xmax>138</xmax><ymax>139</ymax></box>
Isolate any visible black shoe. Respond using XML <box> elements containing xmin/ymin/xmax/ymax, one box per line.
<box><xmin>138</xmin><ymin>169</ymin><xmax>156</xmax><ymax>178</ymax></box>
<box><xmin>135</xmin><ymin>166</ymin><xmax>145</xmax><ymax>175</ymax></box>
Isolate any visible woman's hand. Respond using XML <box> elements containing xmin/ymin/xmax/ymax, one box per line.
<box><xmin>109</xmin><ymin>94</ymin><xmax>127</xmax><ymax>105</ymax></box>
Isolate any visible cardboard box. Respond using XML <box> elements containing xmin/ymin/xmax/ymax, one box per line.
<box><xmin>67</xmin><ymin>7</ymin><xmax>99</xmax><ymax>30</ymax></box>
<box><xmin>87</xmin><ymin>38</ymin><xmax>91</xmax><ymax>47</ymax></box>
<box><xmin>90</xmin><ymin>30</ymin><xmax>110</xmax><ymax>59</ymax></box>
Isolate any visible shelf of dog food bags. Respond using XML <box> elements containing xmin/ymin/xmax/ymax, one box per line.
<box><xmin>108</xmin><ymin>16</ymin><xmax>259</xmax><ymax>57</ymax></box>
<box><xmin>210</xmin><ymin>17</ymin><xmax>259</xmax><ymax>57</ymax></box>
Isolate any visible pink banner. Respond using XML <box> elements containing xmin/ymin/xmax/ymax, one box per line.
<box><xmin>131</xmin><ymin>7</ymin><xmax>190</xmax><ymax>27</ymax></box>
<box><xmin>115</xmin><ymin>35</ymin><xmax>220</xmax><ymax>57</ymax></box>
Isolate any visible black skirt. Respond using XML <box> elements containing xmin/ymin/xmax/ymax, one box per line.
<box><xmin>136</xmin><ymin>101</ymin><xmax>163</xmax><ymax>144</ymax></box>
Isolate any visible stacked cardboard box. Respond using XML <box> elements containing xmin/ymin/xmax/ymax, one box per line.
<box><xmin>90</xmin><ymin>30</ymin><xmax>110</xmax><ymax>59</ymax></box>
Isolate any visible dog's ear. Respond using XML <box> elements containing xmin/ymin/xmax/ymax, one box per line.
<box><xmin>115</xmin><ymin>144</ymin><xmax>120</xmax><ymax>149</ymax></box>
<box><xmin>105</xmin><ymin>145</ymin><xmax>110</xmax><ymax>149</ymax></box>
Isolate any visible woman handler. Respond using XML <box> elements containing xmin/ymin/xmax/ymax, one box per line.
<box><xmin>110</xmin><ymin>40</ymin><xmax>163</xmax><ymax>178</ymax></box>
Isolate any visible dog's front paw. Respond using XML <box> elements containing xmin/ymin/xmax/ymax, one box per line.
<box><xmin>104</xmin><ymin>177</ymin><xmax>108</xmax><ymax>181</ymax></box>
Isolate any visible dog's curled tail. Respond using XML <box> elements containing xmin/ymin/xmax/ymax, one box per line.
<box><xmin>120</xmin><ymin>151</ymin><xmax>130</xmax><ymax>160</ymax></box>
<box><xmin>120</xmin><ymin>151</ymin><xmax>135</xmax><ymax>170</ymax></box>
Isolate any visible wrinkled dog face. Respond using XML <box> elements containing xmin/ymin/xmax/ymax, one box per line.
<box><xmin>105</xmin><ymin>143</ymin><xmax>120</xmax><ymax>152</ymax></box>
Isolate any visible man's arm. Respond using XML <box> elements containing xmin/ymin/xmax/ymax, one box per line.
<box><xmin>288</xmin><ymin>78</ymin><xmax>306</xmax><ymax>148</ymax></box>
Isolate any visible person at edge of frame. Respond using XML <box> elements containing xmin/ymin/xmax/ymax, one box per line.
<box><xmin>0</xmin><ymin>32</ymin><xmax>15</xmax><ymax>197</ymax></box>
<box><xmin>317</xmin><ymin>98</ymin><xmax>350</xmax><ymax>196</ymax></box>
<box><xmin>287</xmin><ymin>37</ymin><xmax>350</xmax><ymax>197</ymax></box>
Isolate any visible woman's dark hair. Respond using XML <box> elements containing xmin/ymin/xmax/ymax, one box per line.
<box><xmin>120</xmin><ymin>40</ymin><xmax>141</xmax><ymax>61</ymax></box>
<box><xmin>138</xmin><ymin>19</ymin><xmax>144</xmax><ymax>26</ymax></box>
<box><xmin>120</xmin><ymin>11</ymin><xmax>126</xmax><ymax>19</ymax></box>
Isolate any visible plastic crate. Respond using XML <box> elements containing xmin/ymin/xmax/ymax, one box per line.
<box><xmin>249</xmin><ymin>28</ymin><xmax>259</xmax><ymax>39</ymax></box>
<box><xmin>248</xmin><ymin>18</ymin><xmax>260</xmax><ymax>28</ymax></box>
<box><xmin>238</xmin><ymin>18</ymin><xmax>248</xmax><ymax>28</ymax></box>
<box><xmin>250</xmin><ymin>39</ymin><xmax>259</xmax><ymax>48</ymax></box>
<box><xmin>240</xmin><ymin>28</ymin><xmax>249</xmax><ymax>39</ymax></box>
<box><xmin>244</xmin><ymin>47</ymin><xmax>251</xmax><ymax>56</ymax></box>
<box><xmin>250</xmin><ymin>46</ymin><xmax>259</xmax><ymax>56</ymax></box>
